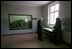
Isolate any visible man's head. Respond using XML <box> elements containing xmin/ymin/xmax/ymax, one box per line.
<box><xmin>56</xmin><ymin>18</ymin><xmax>60</xmax><ymax>21</ymax></box>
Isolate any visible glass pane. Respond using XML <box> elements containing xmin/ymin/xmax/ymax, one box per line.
<box><xmin>54</xmin><ymin>12</ymin><xmax>59</xmax><ymax>23</ymax></box>
<box><xmin>50</xmin><ymin>6</ymin><xmax>54</xmax><ymax>12</ymax></box>
<box><xmin>55</xmin><ymin>12</ymin><xmax>59</xmax><ymax>18</ymax></box>
<box><xmin>55</xmin><ymin>3</ymin><xmax>59</xmax><ymax>11</ymax></box>
<box><xmin>49</xmin><ymin>13</ymin><xmax>54</xmax><ymax>24</ymax></box>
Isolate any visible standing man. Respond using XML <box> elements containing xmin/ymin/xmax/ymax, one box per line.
<box><xmin>37</xmin><ymin>19</ymin><xmax>43</xmax><ymax>41</ymax></box>
<box><xmin>53</xmin><ymin>18</ymin><xmax>63</xmax><ymax>45</ymax></box>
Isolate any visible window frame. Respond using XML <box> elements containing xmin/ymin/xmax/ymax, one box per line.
<box><xmin>48</xmin><ymin>1</ymin><xmax>59</xmax><ymax>26</ymax></box>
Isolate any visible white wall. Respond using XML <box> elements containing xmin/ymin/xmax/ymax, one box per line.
<box><xmin>42</xmin><ymin>5</ymin><xmax>48</xmax><ymax>27</ymax></box>
<box><xmin>1</xmin><ymin>2</ymin><xmax>42</xmax><ymax>35</ymax></box>
<box><xmin>59</xmin><ymin>1</ymin><xmax>71</xmax><ymax>44</ymax></box>
<box><xmin>42</xmin><ymin>1</ymin><xmax>71</xmax><ymax>44</ymax></box>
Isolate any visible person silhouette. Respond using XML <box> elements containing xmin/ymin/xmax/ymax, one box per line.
<box><xmin>37</xmin><ymin>19</ymin><xmax>43</xmax><ymax>41</ymax></box>
<box><xmin>53</xmin><ymin>18</ymin><xmax>63</xmax><ymax>45</ymax></box>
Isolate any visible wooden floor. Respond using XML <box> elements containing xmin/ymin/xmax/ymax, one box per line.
<box><xmin>1</xmin><ymin>33</ymin><xmax>70</xmax><ymax>48</ymax></box>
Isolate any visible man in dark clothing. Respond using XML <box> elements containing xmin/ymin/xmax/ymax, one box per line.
<box><xmin>37</xmin><ymin>19</ymin><xmax>43</xmax><ymax>41</ymax></box>
<box><xmin>53</xmin><ymin>18</ymin><xmax>63</xmax><ymax>45</ymax></box>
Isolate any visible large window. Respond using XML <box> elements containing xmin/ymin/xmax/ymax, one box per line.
<box><xmin>48</xmin><ymin>1</ymin><xmax>59</xmax><ymax>26</ymax></box>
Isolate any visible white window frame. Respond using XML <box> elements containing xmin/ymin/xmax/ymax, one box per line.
<box><xmin>48</xmin><ymin>1</ymin><xmax>59</xmax><ymax>27</ymax></box>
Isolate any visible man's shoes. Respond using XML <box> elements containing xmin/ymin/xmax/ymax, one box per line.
<box><xmin>39</xmin><ymin>39</ymin><xmax>43</xmax><ymax>41</ymax></box>
<box><xmin>54</xmin><ymin>43</ymin><xmax>60</xmax><ymax>46</ymax></box>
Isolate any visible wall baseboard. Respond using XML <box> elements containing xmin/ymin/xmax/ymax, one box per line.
<box><xmin>62</xmin><ymin>41</ymin><xmax>71</xmax><ymax>47</ymax></box>
<box><xmin>1</xmin><ymin>32</ymin><xmax>36</xmax><ymax>36</ymax></box>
